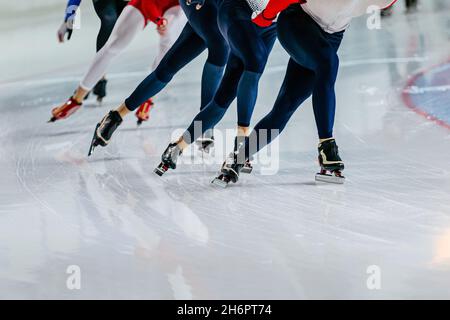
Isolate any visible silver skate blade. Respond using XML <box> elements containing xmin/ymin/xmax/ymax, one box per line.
<box><xmin>88</xmin><ymin>144</ymin><xmax>95</xmax><ymax>157</ymax></box>
<box><xmin>87</xmin><ymin>124</ymin><xmax>100</xmax><ymax>157</ymax></box>
<box><xmin>315</xmin><ymin>173</ymin><xmax>345</xmax><ymax>184</ymax></box>
<box><xmin>240</xmin><ymin>167</ymin><xmax>253</xmax><ymax>174</ymax></box>
<box><xmin>211</xmin><ymin>177</ymin><xmax>228</xmax><ymax>188</ymax></box>
<box><xmin>154</xmin><ymin>168</ymin><xmax>165</xmax><ymax>177</ymax></box>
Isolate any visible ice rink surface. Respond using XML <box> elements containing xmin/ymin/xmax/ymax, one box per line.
<box><xmin>1</xmin><ymin>1</ymin><xmax>450</xmax><ymax>299</ymax></box>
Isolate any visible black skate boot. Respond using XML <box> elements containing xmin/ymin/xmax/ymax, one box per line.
<box><xmin>88</xmin><ymin>110</ymin><xmax>122</xmax><ymax>156</ymax></box>
<box><xmin>315</xmin><ymin>139</ymin><xmax>345</xmax><ymax>184</ymax></box>
<box><xmin>93</xmin><ymin>79</ymin><xmax>107</xmax><ymax>103</ymax></box>
<box><xmin>154</xmin><ymin>143</ymin><xmax>183</xmax><ymax>176</ymax></box>
<box><xmin>212</xmin><ymin>151</ymin><xmax>246</xmax><ymax>188</ymax></box>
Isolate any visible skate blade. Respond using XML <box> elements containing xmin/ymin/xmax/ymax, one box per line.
<box><xmin>315</xmin><ymin>173</ymin><xmax>345</xmax><ymax>184</ymax></box>
<box><xmin>154</xmin><ymin>163</ymin><xmax>169</xmax><ymax>176</ymax></box>
<box><xmin>88</xmin><ymin>124</ymin><xmax>100</xmax><ymax>157</ymax></box>
<box><xmin>88</xmin><ymin>144</ymin><xmax>96</xmax><ymax>157</ymax></box>
<box><xmin>211</xmin><ymin>177</ymin><xmax>229</xmax><ymax>188</ymax></box>
<box><xmin>240</xmin><ymin>167</ymin><xmax>253</xmax><ymax>174</ymax></box>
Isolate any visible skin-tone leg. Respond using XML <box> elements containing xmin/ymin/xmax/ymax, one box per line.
<box><xmin>176</xmin><ymin>137</ymin><xmax>189</xmax><ymax>151</ymax></box>
<box><xmin>72</xmin><ymin>86</ymin><xmax>90</xmax><ymax>103</ymax></box>
<box><xmin>116</xmin><ymin>102</ymin><xmax>132</xmax><ymax>119</ymax></box>
<box><xmin>237</xmin><ymin>126</ymin><xmax>250</xmax><ymax>137</ymax></box>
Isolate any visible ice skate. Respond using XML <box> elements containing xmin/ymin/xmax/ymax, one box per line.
<box><xmin>88</xmin><ymin>110</ymin><xmax>123</xmax><ymax>156</ymax></box>
<box><xmin>154</xmin><ymin>143</ymin><xmax>183</xmax><ymax>176</ymax></box>
<box><xmin>135</xmin><ymin>98</ymin><xmax>154</xmax><ymax>126</ymax></box>
<box><xmin>315</xmin><ymin>139</ymin><xmax>345</xmax><ymax>184</ymax></box>
<box><xmin>212</xmin><ymin>152</ymin><xmax>246</xmax><ymax>188</ymax></box>
<box><xmin>48</xmin><ymin>97</ymin><xmax>83</xmax><ymax>122</ymax></box>
<box><xmin>93</xmin><ymin>79</ymin><xmax>107</xmax><ymax>103</ymax></box>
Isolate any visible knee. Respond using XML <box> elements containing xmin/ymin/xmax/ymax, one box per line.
<box><xmin>225</xmin><ymin>56</ymin><xmax>243</xmax><ymax>78</ymax></box>
<box><xmin>243</xmin><ymin>49</ymin><xmax>268</xmax><ymax>73</ymax></box>
<box><xmin>206</xmin><ymin>42</ymin><xmax>229</xmax><ymax>67</ymax></box>
<box><xmin>316</xmin><ymin>55</ymin><xmax>339</xmax><ymax>84</ymax></box>
<box><xmin>99</xmin><ymin>13</ymin><xmax>117</xmax><ymax>29</ymax></box>
<box><xmin>102</xmin><ymin>36</ymin><xmax>123</xmax><ymax>56</ymax></box>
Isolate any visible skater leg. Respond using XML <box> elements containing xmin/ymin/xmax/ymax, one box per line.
<box><xmin>124</xmin><ymin>23</ymin><xmax>207</xmax><ymax>111</ymax></box>
<box><xmin>93</xmin><ymin>0</ymin><xmax>124</xmax><ymax>52</ymax></box>
<box><xmin>312</xmin><ymin>39</ymin><xmax>342</xmax><ymax>140</ymax></box>
<box><xmin>152</xmin><ymin>6</ymin><xmax>188</xmax><ymax>70</ymax></box>
<box><xmin>179</xmin><ymin>53</ymin><xmax>243</xmax><ymax>146</ymax></box>
<box><xmin>194</xmin><ymin>53</ymin><xmax>245</xmax><ymax>151</ymax></box>
<box><xmin>201</xmin><ymin>63</ymin><xmax>226</xmax><ymax>111</ymax></box>
<box><xmin>276</xmin><ymin>6</ymin><xmax>343</xmax><ymax>140</ymax></box>
<box><xmin>248</xmin><ymin>58</ymin><xmax>315</xmax><ymax>157</ymax></box>
<box><xmin>135</xmin><ymin>7</ymin><xmax>188</xmax><ymax>126</ymax></box>
<box><xmin>50</xmin><ymin>5</ymin><xmax>145</xmax><ymax>121</ymax></box>
<box><xmin>218</xmin><ymin>0</ymin><xmax>277</xmax><ymax>134</ymax></box>
<box><xmin>181</xmin><ymin>1</ymin><xmax>276</xmax><ymax>148</ymax></box>
<box><xmin>277</xmin><ymin>6</ymin><xmax>345</xmax><ymax>182</ymax></box>
<box><xmin>80</xmin><ymin>5</ymin><xmax>145</xmax><ymax>92</ymax></box>
<box><xmin>90</xmin><ymin>20</ymin><xmax>209</xmax><ymax>149</ymax></box>
<box><xmin>180</xmin><ymin>0</ymin><xmax>229</xmax><ymax>110</ymax></box>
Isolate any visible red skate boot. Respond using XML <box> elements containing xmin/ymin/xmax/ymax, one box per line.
<box><xmin>48</xmin><ymin>97</ymin><xmax>82</xmax><ymax>122</ymax></box>
<box><xmin>135</xmin><ymin>98</ymin><xmax>154</xmax><ymax>126</ymax></box>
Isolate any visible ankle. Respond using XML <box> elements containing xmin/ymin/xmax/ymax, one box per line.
<box><xmin>237</xmin><ymin>126</ymin><xmax>250</xmax><ymax>137</ymax></box>
<box><xmin>319</xmin><ymin>137</ymin><xmax>334</xmax><ymax>143</ymax></box>
<box><xmin>73</xmin><ymin>87</ymin><xmax>89</xmax><ymax>104</ymax></box>
<box><xmin>176</xmin><ymin>138</ymin><xmax>189</xmax><ymax>151</ymax></box>
<box><xmin>117</xmin><ymin>103</ymin><xmax>131</xmax><ymax>119</ymax></box>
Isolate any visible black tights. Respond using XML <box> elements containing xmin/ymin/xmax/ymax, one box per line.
<box><xmin>92</xmin><ymin>0</ymin><xmax>128</xmax><ymax>52</ymax></box>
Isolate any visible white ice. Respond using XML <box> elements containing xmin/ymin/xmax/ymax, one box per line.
<box><xmin>0</xmin><ymin>1</ymin><xmax>450</xmax><ymax>299</ymax></box>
